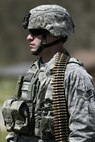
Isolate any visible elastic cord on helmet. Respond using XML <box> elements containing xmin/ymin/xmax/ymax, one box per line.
<box><xmin>23</xmin><ymin>12</ymin><xmax>31</xmax><ymax>29</ymax></box>
<box><xmin>34</xmin><ymin>36</ymin><xmax>68</xmax><ymax>55</ymax></box>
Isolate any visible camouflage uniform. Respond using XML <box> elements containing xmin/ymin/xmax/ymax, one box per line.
<box><xmin>2</xmin><ymin>4</ymin><xmax>95</xmax><ymax>142</ymax></box>
<box><xmin>15</xmin><ymin>49</ymin><xmax>95</xmax><ymax>142</ymax></box>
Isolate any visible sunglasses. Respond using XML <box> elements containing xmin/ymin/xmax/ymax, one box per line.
<box><xmin>29</xmin><ymin>29</ymin><xmax>49</xmax><ymax>36</ymax></box>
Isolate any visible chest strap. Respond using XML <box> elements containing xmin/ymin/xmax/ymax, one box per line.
<box><xmin>51</xmin><ymin>51</ymin><xmax>70</xmax><ymax>142</ymax></box>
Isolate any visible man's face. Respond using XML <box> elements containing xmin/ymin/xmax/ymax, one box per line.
<box><xmin>26</xmin><ymin>29</ymin><xmax>61</xmax><ymax>56</ymax></box>
<box><xmin>27</xmin><ymin>30</ymin><xmax>42</xmax><ymax>55</ymax></box>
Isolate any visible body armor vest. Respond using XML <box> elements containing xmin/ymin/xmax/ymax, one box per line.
<box><xmin>2</xmin><ymin>49</ymin><xmax>72</xmax><ymax>140</ymax></box>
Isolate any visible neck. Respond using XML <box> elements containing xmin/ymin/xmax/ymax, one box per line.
<box><xmin>39</xmin><ymin>44</ymin><xmax>64</xmax><ymax>63</ymax></box>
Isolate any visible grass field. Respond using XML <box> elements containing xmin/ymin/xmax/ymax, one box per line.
<box><xmin>0</xmin><ymin>78</ymin><xmax>17</xmax><ymax>104</ymax></box>
<box><xmin>0</xmin><ymin>78</ymin><xmax>17</xmax><ymax>142</ymax></box>
<box><xmin>0</xmin><ymin>130</ymin><xmax>7</xmax><ymax>142</ymax></box>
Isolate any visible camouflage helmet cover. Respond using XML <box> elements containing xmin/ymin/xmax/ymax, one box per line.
<box><xmin>23</xmin><ymin>4</ymin><xmax>74</xmax><ymax>37</ymax></box>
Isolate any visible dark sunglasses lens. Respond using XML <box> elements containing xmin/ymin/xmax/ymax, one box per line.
<box><xmin>29</xmin><ymin>29</ymin><xmax>43</xmax><ymax>36</ymax></box>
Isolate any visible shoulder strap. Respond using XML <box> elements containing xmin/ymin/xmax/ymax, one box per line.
<box><xmin>15</xmin><ymin>61</ymin><xmax>39</xmax><ymax>98</ymax></box>
<box><xmin>68</xmin><ymin>58</ymin><xmax>84</xmax><ymax>67</ymax></box>
<box><xmin>51</xmin><ymin>51</ymin><xmax>70</xmax><ymax>142</ymax></box>
<box><xmin>16</xmin><ymin>75</ymin><xmax>24</xmax><ymax>98</ymax></box>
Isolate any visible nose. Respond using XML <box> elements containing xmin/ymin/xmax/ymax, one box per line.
<box><xmin>27</xmin><ymin>34</ymin><xmax>34</xmax><ymax>41</ymax></box>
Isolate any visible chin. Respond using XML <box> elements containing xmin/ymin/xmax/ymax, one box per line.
<box><xmin>31</xmin><ymin>50</ymin><xmax>38</xmax><ymax>56</ymax></box>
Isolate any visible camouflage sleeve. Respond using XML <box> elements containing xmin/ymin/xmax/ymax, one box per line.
<box><xmin>65</xmin><ymin>61</ymin><xmax>95</xmax><ymax>142</ymax></box>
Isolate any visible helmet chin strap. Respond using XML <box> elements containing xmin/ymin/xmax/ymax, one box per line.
<box><xmin>33</xmin><ymin>37</ymin><xmax>67</xmax><ymax>56</ymax></box>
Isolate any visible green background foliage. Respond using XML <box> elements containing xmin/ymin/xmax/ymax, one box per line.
<box><xmin>0</xmin><ymin>79</ymin><xmax>17</xmax><ymax>142</ymax></box>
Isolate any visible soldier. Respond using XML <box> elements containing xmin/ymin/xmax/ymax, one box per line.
<box><xmin>2</xmin><ymin>4</ymin><xmax>95</xmax><ymax>142</ymax></box>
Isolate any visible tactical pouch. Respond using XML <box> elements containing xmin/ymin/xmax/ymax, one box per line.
<box><xmin>40</xmin><ymin>116</ymin><xmax>54</xmax><ymax>140</ymax></box>
<box><xmin>2</xmin><ymin>98</ymin><xmax>31</xmax><ymax>134</ymax></box>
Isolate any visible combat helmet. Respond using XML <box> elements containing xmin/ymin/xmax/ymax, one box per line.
<box><xmin>23</xmin><ymin>4</ymin><xmax>74</xmax><ymax>37</ymax></box>
<box><xmin>23</xmin><ymin>5</ymin><xmax>74</xmax><ymax>55</ymax></box>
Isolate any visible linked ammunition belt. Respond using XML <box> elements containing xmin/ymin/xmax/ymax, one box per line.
<box><xmin>51</xmin><ymin>52</ymin><xmax>70</xmax><ymax>142</ymax></box>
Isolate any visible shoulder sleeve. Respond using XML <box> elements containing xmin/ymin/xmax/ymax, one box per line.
<box><xmin>65</xmin><ymin>59</ymin><xmax>95</xmax><ymax>142</ymax></box>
